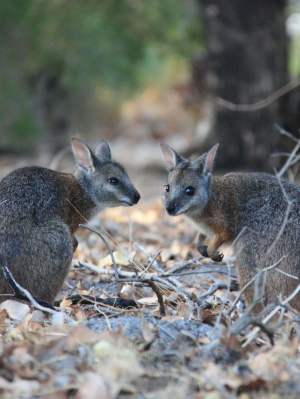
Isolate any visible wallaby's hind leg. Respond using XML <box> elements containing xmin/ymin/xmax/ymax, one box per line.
<box><xmin>0</xmin><ymin>220</ymin><xmax>74</xmax><ymax>304</ymax></box>
<box><xmin>234</xmin><ymin>234</ymin><xmax>268</xmax><ymax>313</ymax></box>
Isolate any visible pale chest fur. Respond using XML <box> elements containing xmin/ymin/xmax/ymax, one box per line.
<box><xmin>184</xmin><ymin>215</ymin><xmax>215</xmax><ymax>239</ymax></box>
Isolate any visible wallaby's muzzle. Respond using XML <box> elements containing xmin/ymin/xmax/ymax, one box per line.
<box><xmin>128</xmin><ymin>190</ymin><xmax>140</xmax><ymax>205</ymax></box>
<box><xmin>121</xmin><ymin>189</ymin><xmax>140</xmax><ymax>206</ymax></box>
<box><xmin>166</xmin><ymin>201</ymin><xmax>177</xmax><ymax>215</ymax></box>
<box><xmin>132</xmin><ymin>191</ymin><xmax>141</xmax><ymax>204</ymax></box>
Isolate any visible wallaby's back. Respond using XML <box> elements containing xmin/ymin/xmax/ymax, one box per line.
<box><xmin>160</xmin><ymin>143</ymin><xmax>300</xmax><ymax>311</ymax></box>
<box><xmin>0</xmin><ymin>139</ymin><xmax>140</xmax><ymax>303</ymax></box>
<box><xmin>218</xmin><ymin>173</ymin><xmax>300</xmax><ymax>310</ymax></box>
<box><xmin>0</xmin><ymin>166</ymin><xmax>82</xmax><ymax>302</ymax></box>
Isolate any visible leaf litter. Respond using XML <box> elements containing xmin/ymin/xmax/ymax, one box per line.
<box><xmin>1</xmin><ymin>200</ymin><xmax>300</xmax><ymax>398</ymax></box>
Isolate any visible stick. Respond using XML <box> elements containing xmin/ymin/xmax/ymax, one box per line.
<box><xmin>242</xmin><ymin>283</ymin><xmax>300</xmax><ymax>347</ymax></box>
<box><xmin>231</xmin><ymin>314</ymin><xmax>275</xmax><ymax>346</ymax></box>
<box><xmin>197</xmin><ymin>281</ymin><xmax>228</xmax><ymax>304</ymax></box>
<box><xmin>0</xmin><ymin>261</ymin><xmax>60</xmax><ymax>315</ymax></box>
<box><xmin>79</xmin><ymin>224</ymin><xmax>119</xmax><ymax>279</ymax></box>
<box><xmin>277</xmin><ymin>138</ymin><xmax>300</xmax><ymax>178</ymax></box>
<box><xmin>60</xmin><ymin>294</ymin><xmax>138</xmax><ymax>309</ymax></box>
<box><xmin>147</xmin><ymin>281</ymin><xmax>166</xmax><ymax>316</ymax></box>
<box><xmin>217</xmin><ymin>79</ymin><xmax>300</xmax><ymax>112</ymax></box>
<box><xmin>79</xmin><ymin>262</ymin><xmax>193</xmax><ymax>302</ymax></box>
<box><xmin>227</xmin><ymin>256</ymin><xmax>287</xmax><ymax>316</ymax></box>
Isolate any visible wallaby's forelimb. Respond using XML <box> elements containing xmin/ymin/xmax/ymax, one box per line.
<box><xmin>197</xmin><ymin>233</ymin><xmax>224</xmax><ymax>262</ymax></box>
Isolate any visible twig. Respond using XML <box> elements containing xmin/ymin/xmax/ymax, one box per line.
<box><xmin>145</xmin><ymin>250</ymin><xmax>162</xmax><ymax>273</ymax></box>
<box><xmin>271</xmin><ymin>152</ymin><xmax>293</xmax><ymax>158</ymax></box>
<box><xmin>79</xmin><ymin>223</ymin><xmax>119</xmax><ymax>279</ymax></box>
<box><xmin>147</xmin><ymin>281</ymin><xmax>166</xmax><ymax>316</ymax></box>
<box><xmin>79</xmin><ymin>261</ymin><xmax>235</xmax><ymax>280</ymax></box>
<box><xmin>170</xmin><ymin>268</ymin><xmax>236</xmax><ymax>277</ymax></box>
<box><xmin>230</xmin><ymin>313</ymin><xmax>275</xmax><ymax>346</ymax></box>
<box><xmin>275</xmin><ymin>124</ymin><xmax>300</xmax><ymax>143</ymax></box>
<box><xmin>164</xmin><ymin>260</ymin><xmax>197</xmax><ymax>276</ymax></box>
<box><xmin>227</xmin><ymin>256</ymin><xmax>287</xmax><ymax>316</ymax></box>
<box><xmin>61</xmin><ymin>294</ymin><xmax>138</xmax><ymax>309</ymax></box>
<box><xmin>197</xmin><ymin>281</ymin><xmax>228</xmax><ymax>304</ymax></box>
<box><xmin>0</xmin><ymin>261</ymin><xmax>60</xmax><ymax>315</ymax></box>
<box><xmin>266</xmin><ymin>176</ymin><xmax>293</xmax><ymax>257</ymax></box>
<box><xmin>133</xmin><ymin>243</ymin><xmax>164</xmax><ymax>272</ymax></box>
<box><xmin>277</xmin><ymin>137</ymin><xmax>300</xmax><ymax>178</ymax></box>
<box><xmin>242</xmin><ymin>282</ymin><xmax>300</xmax><ymax>347</ymax></box>
<box><xmin>217</xmin><ymin>79</ymin><xmax>300</xmax><ymax>112</ymax></box>
<box><xmin>79</xmin><ymin>262</ymin><xmax>193</xmax><ymax>302</ymax></box>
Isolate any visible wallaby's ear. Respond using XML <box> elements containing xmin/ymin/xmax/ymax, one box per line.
<box><xmin>191</xmin><ymin>153</ymin><xmax>206</xmax><ymax>171</ymax></box>
<box><xmin>160</xmin><ymin>143</ymin><xmax>185</xmax><ymax>170</ymax></box>
<box><xmin>204</xmin><ymin>143</ymin><xmax>219</xmax><ymax>174</ymax></box>
<box><xmin>71</xmin><ymin>138</ymin><xmax>95</xmax><ymax>172</ymax></box>
<box><xmin>94</xmin><ymin>141</ymin><xmax>111</xmax><ymax>162</ymax></box>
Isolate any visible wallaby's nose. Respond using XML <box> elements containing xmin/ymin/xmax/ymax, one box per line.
<box><xmin>166</xmin><ymin>202</ymin><xmax>176</xmax><ymax>215</ymax></box>
<box><xmin>132</xmin><ymin>191</ymin><xmax>140</xmax><ymax>204</ymax></box>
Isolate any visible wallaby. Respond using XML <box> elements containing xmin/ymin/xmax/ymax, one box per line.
<box><xmin>160</xmin><ymin>143</ymin><xmax>300</xmax><ymax>311</ymax></box>
<box><xmin>0</xmin><ymin>139</ymin><xmax>140</xmax><ymax>303</ymax></box>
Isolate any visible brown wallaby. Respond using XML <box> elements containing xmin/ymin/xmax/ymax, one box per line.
<box><xmin>0</xmin><ymin>139</ymin><xmax>140</xmax><ymax>303</ymax></box>
<box><xmin>160</xmin><ymin>143</ymin><xmax>300</xmax><ymax>311</ymax></box>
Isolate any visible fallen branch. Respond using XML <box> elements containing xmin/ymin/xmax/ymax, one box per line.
<box><xmin>217</xmin><ymin>79</ymin><xmax>300</xmax><ymax>112</ymax></box>
<box><xmin>276</xmin><ymin>136</ymin><xmax>300</xmax><ymax>178</ymax></box>
<box><xmin>230</xmin><ymin>313</ymin><xmax>275</xmax><ymax>346</ymax></box>
<box><xmin>242</xmin><ymin>282</ymin><xmax>300</xmax><ymax>347</ymax></box>
<box><xmin>58</xmin><ymin>294</ymin><xmax>138</xmax><ymax>309</ymax></box>
<box><xmin>147</xmin><ymin>281</ymin><xmax>166</xmax><ymax>316</ymax></box>
<box><xmin>0</xmin><ymin>261</ymin><xmax>60</xmax><ymax>315</ymax></box>
<box><xmin>197</xmin><ymin>281</ymin><xmax>228</xmax><ymax>304</ymax></box>
<box><xmin>227</xmin><ymin>256</ymin><xmax>287</xmax><ymax>316</ymax></box>
<box><xmin>78</xmin><ymin>261</ymin><xmax>194</xmax><ymax>303</ymax></box>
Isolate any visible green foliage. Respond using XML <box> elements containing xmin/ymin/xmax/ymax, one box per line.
<box><xmin>0</xmin><ymin>0</ymin><xmax>202</xmax><ymax>145</ymax></box>
<box><xmin>290</xmin><ymin>37</ymin><xmax>300</xmax><ymax>77</ymax></box>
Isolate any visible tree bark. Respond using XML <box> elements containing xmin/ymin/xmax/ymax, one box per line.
<box><xmin>29</xmin><ymin>63</ymin><xmax>70</xmax><ymax>154</ymax></box>
<box><xmin>199</xmin><ymin>0</ymin><xmax>288</xmax><ymax>170</ymax></box>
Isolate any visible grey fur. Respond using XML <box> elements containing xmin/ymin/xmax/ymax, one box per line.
<box><xmin>0</xmin><ymin>140</ymin><xmax>140</xmax><ymax>303</ymax></box>
<box><xmin>161</xmin><ymin>144</ymin><xmax>300</xmax><ymax>311</ymax></box>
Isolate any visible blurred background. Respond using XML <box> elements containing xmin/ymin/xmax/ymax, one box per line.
<box><xmin>1</xmin><ymin>0</ymin><xmax>300</xmax><ymax>198</ymax></box>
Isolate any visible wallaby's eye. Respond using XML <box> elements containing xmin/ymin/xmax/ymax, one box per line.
<box><xmin>185</xmin><ymin>186</ymin><xmax>195</xmax><ymax>196</ymax></box>
<box><xmin>108</xmin><ymin>177</ymin><xmax>119</xmax><ymax>185</ymax></box>
<box><xmin>164</xmin><ymin>184</ymin><xmax>170</xmax><ymax>193</ymax></box>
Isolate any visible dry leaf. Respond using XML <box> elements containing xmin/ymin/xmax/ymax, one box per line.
<box><xmin>98</xmin><ymin>250</ymin><xmax>132</xmax><ymax>267</ymax></box>
<box><xmin>76</xmin><ymin>372</ymin><xmax>112</xmax><ymax>399</ymax></box>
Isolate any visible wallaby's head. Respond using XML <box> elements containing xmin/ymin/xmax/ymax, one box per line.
<box><xmin>160</xmin><ymin>143</ymin><xmax>218</xmax><ymax>216</ymax></box>
<box><xmin>72</xmin><ymin>138</ymin><xmax>140</xmax><ymax>208</ymax></box>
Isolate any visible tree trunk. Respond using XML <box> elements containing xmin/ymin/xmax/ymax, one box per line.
<box><xmin>29</xmin><ymin>63</ymin><xmax>70</xmax><ymax>155</ymax></box>
<box><xmin>199</xmin><ymin>0</ymin><xmax>288</xmax><ymax>170</ymax></box>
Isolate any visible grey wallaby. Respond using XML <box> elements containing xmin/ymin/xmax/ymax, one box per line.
<box><xmin>160</xmin><ymin>143</ymin><xmax>300</xmax><ymax>311</ymax></box>
<box><xmin>0</xmin><ymin>139</ymin><xmax>140</xmax><ymax>303</ymax></box>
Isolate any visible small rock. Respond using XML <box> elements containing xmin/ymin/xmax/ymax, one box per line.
<box><xmin>0</xmin><ymin>300</ymin><xmax>30</xmax><ymax>321</ymax></box>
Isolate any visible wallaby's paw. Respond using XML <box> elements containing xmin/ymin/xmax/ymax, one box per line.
<box><xmin>211</xmin><ymin>251</ymin><xmax>224</xmax><ymax>262</ymax></box>
<box><xmin>197</xmin><ymin>242</ymin><xmax>223</xmax><ymax>262</ymax></box>
<box><xmin>197</xmin><ymin>243</ymin><xmax>209</xmax><ymax>258</ymax></box>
